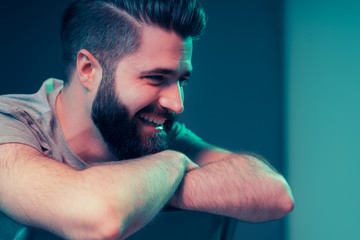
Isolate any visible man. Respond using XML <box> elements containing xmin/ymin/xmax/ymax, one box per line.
<box><xmin>0</xmin><ymin>0</ymin><xmax>294</xmax><ymax>239</ymax></box>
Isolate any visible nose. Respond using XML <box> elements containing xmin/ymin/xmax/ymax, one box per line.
<box><xmin>158</xmin><ymin>81</ymin><xmax>184</xmax><ymax>114</ymax></box>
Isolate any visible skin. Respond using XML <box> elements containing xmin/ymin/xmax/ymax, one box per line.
<box><xmin>58</xmin><ymin>23</ymin><xmax>293</xmax><ymax>225</ymax></box>
<box><xmin>0</xmin><ymin>25</ymin><xmax>294</xmax><ymax>240</ymax></box>
<box><xmin>56</xmin><ymin>26</ymin><xmax>193</xmax><ymax>164</ymax></box>
<box><xmin>112</xmin><ymin>26</ymin><xmax>191</xmax><ymax>129</ymax></box>
<box><xmin>89</xmin><ymin>26</ymin><xmax>192</xmax><ymax>161</ymax></box>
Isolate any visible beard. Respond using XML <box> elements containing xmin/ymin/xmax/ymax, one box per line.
<box><xmin>91</xmin><ymin>69</ymin><xmax>176</xmax><ymax>161</ymax></box>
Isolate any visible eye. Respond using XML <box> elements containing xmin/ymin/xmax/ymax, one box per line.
<box><xmin>179</xmin><ymin>77</ymin><xmax>189</xmax><ymax>87</ymax></box>
<box><xmin>143</xmin><ymin>75</ymin><xmax>166</xmax><ymax>85</ymax></box>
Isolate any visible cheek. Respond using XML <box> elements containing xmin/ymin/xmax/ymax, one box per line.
<box><xmin>118</xmin><ymin>87</ymin><xmax>160</xmax><ymax>116</ymax></box>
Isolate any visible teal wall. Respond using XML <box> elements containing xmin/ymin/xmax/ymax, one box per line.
<box><xmin>183</xmin><ymin>0</ymin><xmax>284</xmax><ymax>238</ymax></box>
<box><xmin>285</xmin><ymin>0</ymin><xmax>360</xmax><ymax>239</ymax></box>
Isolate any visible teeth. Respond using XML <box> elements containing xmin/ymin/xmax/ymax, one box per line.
<box><xmin>141</xmin><ymin>116</ymin><xmax>165</xmax><ymax>125</ymax></box>
<box><xmin>155</xmin><ymin>125</ymin><xmax>164</xmax><ymax>130</ymax></box>
<box><xmin>141</xmin><ymin>116</ymin><xmax>165</xmax><ymax>127</ymax></box>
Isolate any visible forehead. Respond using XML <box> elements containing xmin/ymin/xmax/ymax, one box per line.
<box><xmin>140</xmin><ymin>26</ymin><xmax>193</xmax><ymax>56</ymax></box>
<box><xmin>121</xmin><ymin>25</ymin><xmax>193</xmax><ymax>72</ymax></box>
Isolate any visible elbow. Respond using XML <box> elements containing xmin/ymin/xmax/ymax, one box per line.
<box><xmin>66</xmin><ymin>196</ymin><xmax>125</xmax><ymax>240</ymax></box>
<box><xmin>91</xmin><ymin>212</ymin><xmax>122</xmax><ymax>240</ymax></box>
<box><xmin>252</xmin><ymin>177</ymin><xmax>294</xmax><ymax>222</ymax></box>
<box><xmin>269</xmin><ymin>177</ymin><xmax>294</xmax><ymax>220</ymax></box>
<box><xmin>277</xmin><ymin>188</ymin><xmax>294</xmax><ymax>218</ymax></box>
<box><xmin>283</xmin><ymin>190</ymin><xmax>295</xmax><ymax>214</ymax></box>
<box><xmin>84</xmin><ymin>201</ymin><xmax>127</xmax><ymax>240</ymax></box>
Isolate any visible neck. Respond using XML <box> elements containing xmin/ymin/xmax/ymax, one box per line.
<box><xmin>56</xmin><ymin>84</ymin><xmax>117</xmax><ymax>164</ymax></box>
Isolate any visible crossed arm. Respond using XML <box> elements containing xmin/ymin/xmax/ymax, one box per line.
<box><xmin>0</xmin><ymin>141</ymin><xmax>293</xmax><ymax>240</ymax></box>
<box><xmin>0</xmin><ymin>143</ymin><xmax>194</xmax><ymax>240</ymax></box>
<box><xmin>169</xmin><ymin>147</ymin><xmax>294</xmax><ymax>222</ymax></box>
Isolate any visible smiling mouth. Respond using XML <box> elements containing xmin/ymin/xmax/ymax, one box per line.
<box><xmin>139</xmin><ymin>115</ymin><xmax>165</xmax><ymax>130</ymax></box>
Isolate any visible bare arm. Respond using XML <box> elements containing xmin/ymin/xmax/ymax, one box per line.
<box><xmin>0</xmin><ymin>143</ymin><xmax>194</xmax><ymax>240</ymax></box>
<box><xmin>169</xmin><ymin>144</ymin><xmax>294</xmax><ymax>222</ymax></box>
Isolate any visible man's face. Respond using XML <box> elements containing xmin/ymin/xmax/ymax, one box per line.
<box><xmin>91</xmin><ymin>26</ymin><xmax>193</xmax><ymax>160</ymax></box>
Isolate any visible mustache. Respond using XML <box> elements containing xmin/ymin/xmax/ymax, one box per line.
<box><xmin>136</xmin><ymin>104</ymin><xmax>177</xmax><ymax>121</ymax></box>
<box><xmin>136</xmin><ymin>104</ymin><xmax>178</xmax><ymax>133</ymax></box>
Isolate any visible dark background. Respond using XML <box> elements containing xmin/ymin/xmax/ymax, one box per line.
<box><xmin>0</xmin><ymin>0</ymin><xmax>285</xmax><ymax>239</ymax></box>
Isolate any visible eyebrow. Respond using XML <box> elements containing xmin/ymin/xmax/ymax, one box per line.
<box><xmin>139</xmin><ymin>68</ymin><xmax>192</xmax><ymax>78</ymax></box>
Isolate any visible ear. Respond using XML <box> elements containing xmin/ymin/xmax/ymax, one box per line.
<box><xmin>76</xmin><ymin>49</ymin><xmax>102</xmax><ymax>92</ymax></box>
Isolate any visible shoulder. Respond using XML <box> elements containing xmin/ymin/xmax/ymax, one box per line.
<box><xmin>0</xmin><ymin>78</ymin><xmax>64</xmax><ymax>153</ymax></box>
<box><xmin>0</xmin><ymin>78</ymin><xmax>63</xmax><ymax>117</ymax></box>
<box><xmin>0</xmin><ymin>78</ymin><xmax>64</xmax><ymax>127</ymax></box>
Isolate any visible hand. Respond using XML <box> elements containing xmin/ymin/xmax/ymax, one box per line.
<box><xmin>184</xmin><ymin>156</ymin><xmax>200</xmax><ymax>172</ymax></box>
<box><xmin>160</xmin><ymin>150</ymin><xmax>200</xmax><ymax>172</ymax></box>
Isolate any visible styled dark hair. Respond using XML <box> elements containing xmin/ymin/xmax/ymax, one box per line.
<box><xmin>60</xmin><ymin>0</ymin><xmax>207</xmax><ymax>84</ymax></box>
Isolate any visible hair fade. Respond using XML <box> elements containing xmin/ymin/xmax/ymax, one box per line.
<box><xmin>60</xmin><ymin>0</ymin><xmax>207</xmax><ymax>84</ymax></box>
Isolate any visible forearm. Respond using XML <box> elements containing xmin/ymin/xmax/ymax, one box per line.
<box><xmin>170</xmin><ymin>153</ymin><xmax>294</xmax><ymax>222</ymax></box>
<box><xmin>82</xmin><ymin>150</ymin><xmax>190</xmax><ymax>239</ymax></box>
<box><xmin>0</xmin><ymin>144</ymin><xmax>189</xmax><ymax>240</ymax></box>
